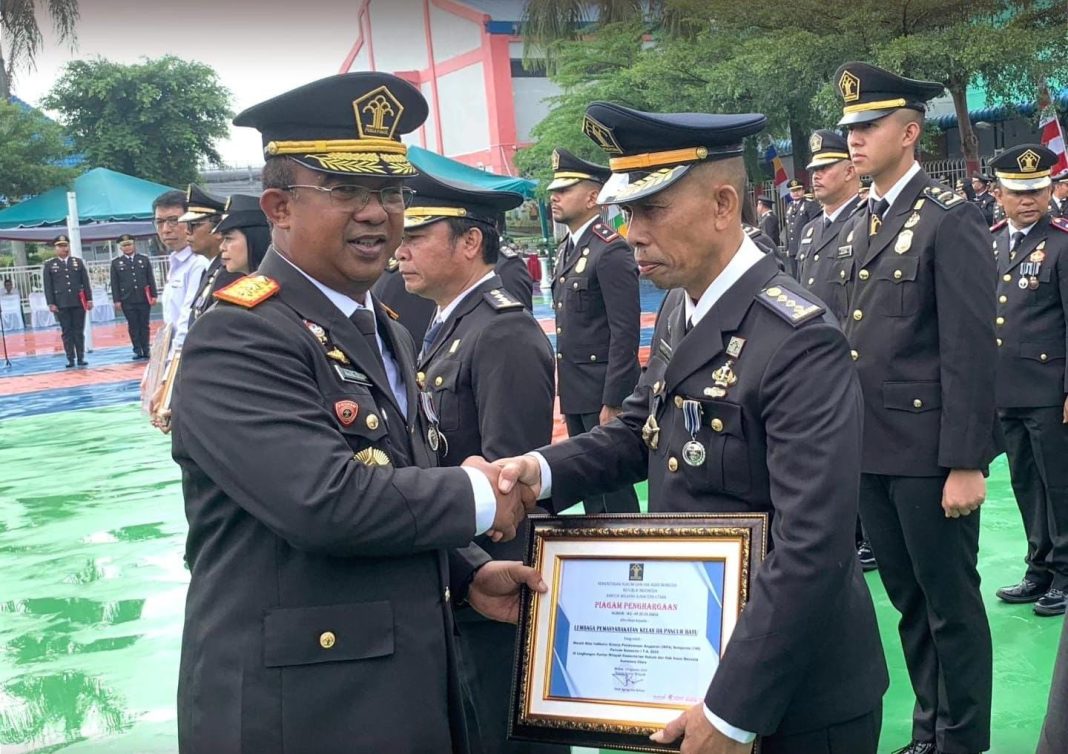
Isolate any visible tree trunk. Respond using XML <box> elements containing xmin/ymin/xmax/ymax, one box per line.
<box><xmin>949</xmin><ymin>83</ymin><xmax>980</xmax><ymax>177</ymax></box>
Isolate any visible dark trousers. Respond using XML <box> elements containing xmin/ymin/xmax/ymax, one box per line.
<box><xmin>1037</xmin><ymin>616</ymin><xmax>1068</xmax><ymax>754</ymax></box>
<box><xmin>121</xmin><ymin>302</ymin><xmax>151</xmax><ymax>355</ymax></box>
<box><xmin>859</xmin><ymin>473</ymin><xmax>991</xmax><ymax>753</ymax></box>
<box><xmin>759</xmin><ymin>707</ymin><xmax>881</xmax><ymax>754</ymax></box>
<box><xmin>564</xmin><ymin>412</ymin><xmax>640</xmax><ymax>513</ymax></box>
<box><xmin>56</xmin><ymin>305</ymin><xmax>86</xmax><ymax>361</ymax></box>
<box><xmin>457</xmin><ymin>618</ymin><xmax>566</xmax><ymax>754</ymax></box>
<box><xmin>999</xmin><ymin>406</ymin><xmax>1068</xmax><ymax>589</ymax></box>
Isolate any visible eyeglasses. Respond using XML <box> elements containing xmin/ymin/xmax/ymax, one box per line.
<box><xmin>285</xmin><ymin>184</ymin><xmax>415</xmax><ymax>214</ymax></box>
<box><xmin>154</xmin><ymin>218</ymin><xmax>183</xmax><ymax>229</ymax></box>
<box><xmin>186</xmin><ymin>221</ymin><xmax>209</xmax><ymax>231</ymax></box>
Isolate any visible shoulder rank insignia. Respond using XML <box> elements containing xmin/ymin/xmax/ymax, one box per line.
<box><xmin>756</xmin><ymin>284</ymin><xmax>825</xmax><ymax>326</ymax></box>
<box><xmin>1051</xmin><ymin>216</ymin><xmax>1068</xmax><ymax>234</ymax></box>
<box><xmin>213</xmin><ymin>275</ymin><xmax>280</xmax><ymax>308</ymax></box>
<box><xmin>386</xmin><ymin>256</ymin><xmax>399</xmax><ymax>272</ymax></box>
<box><xmin>744</xmin><ymin>224</ymin><xmax>760</xmax><ymax>238</ymax></box>
<box><xmin>380</xmin><ymin>302</ymin><xmax>400</xmax><ymax>320</ymax></box>
<box><xmin>923</xmin><ymin>186</ymin><xmax>964</xmax><ymax>209</ymax></box>
<box><xmin>590</xmin><ymin>222</ymin><xmax>619</xmax><ymax>243</ymax></box>
<box><xmin>990</xmin><ymin>218</ymin><xmax>1008</xmax><ymax>233</ymax></box>
<box><xmin>499</xmin><ymin>245</ymin><xmax>518</xmax><ymax>258</ymax></box>
<box><xmin>484</xmin><ymin>288</ymin><xmax>523</xmax><ymax>311</ymax></box>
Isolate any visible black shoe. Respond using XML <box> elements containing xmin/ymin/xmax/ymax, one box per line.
<box><xmin>77</xmin><ymin>359</ymin><xmax>88</xmax><ymax>366</ymax></box>
<box><xmin>892</xmin><ymin>742</ymin><xmax>937</xmax><ymax>754</ymax></box>
<box><xmin>1034</xmin><ymin>588</ymin><xmax>1067</xmax><ymax>616</ymax></box>
<box><xmin>857</xmin><ymin>541</ymin><xmax>878</xmax><ymax>571</ymax></box>
<box><xmin>65</xmin><ymin>360</ymin><xmax>74</xmax><ymax>368</ymax></box>
<box><xmin>996</xmin><ymin>578</ymin><xmax>1048</xmax><ymax>603</ymax></box>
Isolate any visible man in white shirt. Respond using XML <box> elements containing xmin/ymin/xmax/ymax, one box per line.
<box><xmin>497</xmin><ymin>101</ymin><xmax>887</xmax><ymax>754</ymax></box>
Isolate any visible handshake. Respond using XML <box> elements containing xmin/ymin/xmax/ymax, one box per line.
<box><xmin>461</xmin><ymin>454</ymin><xmax>545</xmax><ymax>543</ymax></box>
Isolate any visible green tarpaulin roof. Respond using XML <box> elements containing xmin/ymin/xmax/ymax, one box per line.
<box><xmin>408</xmin><ymin>146</ymin><xmax>536</xmax><ymax>198</ymax></box>
<box><xmin>0</xmin><ymin>167</ymin><xmax>175</xmax><ymax>229</ymax></box>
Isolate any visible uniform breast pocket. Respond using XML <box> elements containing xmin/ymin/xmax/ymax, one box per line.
<box><xmin>680</xmin><ymin>400</ymin><xmax>750</xmax><ymax>496</ymax></box>
<box><xmin>566</xmin><ymin>276</ymin><xmax>589</xmax><ymax>312</ymax></box>
<box><xmin>875</xmin><ymin>256</ymin><xmax>920</xmax><ymax>317</ymax></box>
<box><xmin>263</xmin><ymin>601</ymin><xmax>394</xmax><ymax>668</ymax></box>
<box><xmin>323</xmin><ymin>388</ymin><xmax>388</xmax><ymax>451</ymax></box>
<box><xmin>1029</xmin><ymin>265</ymin><xmax>1057</xmax><ymax>305</ymax></box>
<box><xmin>427</xmin><ymin>362</ymin><xmax>462</xmax><ymax>432</ymax></box>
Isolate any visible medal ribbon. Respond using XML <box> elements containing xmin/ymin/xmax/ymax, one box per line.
<box><xmin>682</xmin><ymin>399</ymin><xmax>703</xmax><ymax>441</ymax></box>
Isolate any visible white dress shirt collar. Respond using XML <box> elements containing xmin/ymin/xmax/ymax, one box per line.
<box><xmin>569</xmin><ymin>215</ymin><xmax>599</xmax><ymax>247</ymax></box>
<box><xmin>435</xmin><ymin>270</ymin><xmax>496</xmax><ymax>325</ymax></box>
<box><xmin>824</xmin><ymin>195</ymin><xmax>859</xmax><ymax>224</ymax></box>
<box><xmin>276</xmin><ymin>252</ymin><xmax>372</xmax><ymax>316</ymax></box>
<box><xmin>683</xmin><ymin>234</ymin><xmax>766</xmax><ymax>328</ymax></box>
<box><xmin>1007</xmin><ymin>220</ymin><xmax>1038</xmax><ymax>237</ymax></box>
<box><xmin>869</xmin><ymin>161</ymin><xmax>922</xmax><ymax>212</ymax></box>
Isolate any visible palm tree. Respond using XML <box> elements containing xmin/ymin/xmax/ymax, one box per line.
<box><xmin>521</xmin><ymin>0</ymin><xmax>652</xmax><ymax>68</ymax></box>
<box><xmin>0</xmin><ymin>0</ymin><xmax>80</xmax><ymax>100</ymax></box>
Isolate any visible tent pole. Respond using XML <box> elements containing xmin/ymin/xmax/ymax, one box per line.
<box><xmin>67</xmin><ymin>191</ymin><xmax>94</xmax><ymax>354</ymax></box>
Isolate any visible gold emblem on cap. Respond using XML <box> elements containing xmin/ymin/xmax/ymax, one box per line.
<box><xmin>582</xmin><ymin>114</ymin><xmax>624</xmax><ymax>155</ymax></box>
<box><xmin>1017</xmin><ymin>149</ymin><xmax>1040</xmax><ymax>173</ymax></box>
<box><xmin>354</xmin><ymin>86</ymin><xmax>405</xmax><ymax>140</ymax></box>
<box><xmin>839</xmin><ymin>70</ymin><xmax>861</xmax><ymax>102</ymax></box>
<box><xmin>809</xmin><ymin>133</ymin><xmax>823</xmax><ymax>152</ymax></box>
<box><xmin>551</xmin><ymin>149</ymin><xmax>561</xmax><ymax>170</ymax></box>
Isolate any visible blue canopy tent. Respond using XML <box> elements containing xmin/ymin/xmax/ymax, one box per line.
<box><xmin>408</xmin><ymin>146</ymin><xmax>536</xmax><ymax>198</ymax></box>
<box><xmin>0</xmin><ymin>167</ymin><xmax>174</xmax><ymax>240</ymax></box>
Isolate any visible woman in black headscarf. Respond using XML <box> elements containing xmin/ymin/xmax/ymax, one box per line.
<box><xmin>214</xmin><ymin>194</ymin><xmax>270</xmax><ymax>275</ymax></box>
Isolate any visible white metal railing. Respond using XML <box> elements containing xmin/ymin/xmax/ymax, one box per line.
<box><xmin>0</xmin><ymin>257</ymin><xmax>170</xmax><ymax>318</ymax></box>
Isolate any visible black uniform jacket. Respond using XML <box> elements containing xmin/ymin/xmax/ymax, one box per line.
<box><xmin>171</xmin><ymin>248</ymin><xmax>488</xmax><ymax>754</ymax></box>
<box><xmin>43</xmin><ymin>255</ymin><xmax>92</xmax><ymax>308</ymax></box>
<box><xmin>992</xmin><ymin>216</ymin><xmax>1068</xmax><ymax>408</ymax></box>
<box><xmin>189</xmin><ymin>255</ymin><xmax>243</xmax><ymax>324</ymax></box>
<box><xmin>759</xmin><ymin>211</ymin><xmax>780</xmax><ymax>246</ymax></box>
<box><xmin>839</xmin><ymin>169</ymin><xmax>999</xmax><ymax>475</ymax></box>
<box><xmin>419</xmin><ymin>274</ymin><xmax>555</xmax><ymax>563</ymax></box>
<box><xmin>797</xmin><ymin>196</ymin><xmax>865</xmax><ymax>321</ymax></box>
<box><xmin>109</xmin><ymin>252</ymin><xmax>158</xmax><ymax>304</ymax></box>
<box><xmin>551</xmin><ymin>220</ymin><xmax>640</xmax><ymax>414</ymax></box>
<box><xmin>784</xmin><ymin>198</ymin><xmax>821</xmax><ymax>256</ymax></box>
<box><xmin>495</xmin><ymin>248</ymin><xmax>534</xmax><ymax>310</ymax></box>
<box><xmin>538</xmin><ymin>254</ymin><xmax>888</xmax><ymax>737</ymax></box>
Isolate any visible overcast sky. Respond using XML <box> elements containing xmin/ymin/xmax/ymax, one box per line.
<box><xmin>16</xmin><ymin>0</ymin><xmax>367</xmax><ymax>166</ymax></box>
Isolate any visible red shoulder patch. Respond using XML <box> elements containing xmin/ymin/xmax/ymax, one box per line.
<box><xmin>590</xmin><ymin>222</ymin><xmax>619</xmax><ymax>242</ymax></box>
<box><xmin>213</xmin><ymin>275</ymin><xmax>280</xmax><ymax>308</ymax></box>
<box><xmin>990</xmin><ymin>219</ymin><xmax>1008</xmax><ymax>233</ymax></box>
<box><xmin>1051</xmin><ymin>216</ymin><xmax>1068</xmax><ymax>234</ymax></box>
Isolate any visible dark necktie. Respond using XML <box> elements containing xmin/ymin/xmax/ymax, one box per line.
<box><xmin>1010</xmin><ymin>231</ymin><xmax>1026</xmax><ymax>255</ymax></box>
<box><xmin>421</xmin><ymin>317</ymin><xmax>444</xmax><ymax>360</ymax></box>
<box><xmin>823</xmin><ymin>215</ymin><xmax>832</xmax><ymax>230</ymax></box>
<box><xmin>350</xmin><ymin>308</ymin><xmax>385</xmax><ymax>371</ymax></box>
<box><xmin>560</xmin><ymin>237</ymin><xmax>574</xmax><ymax>268</ymax></box>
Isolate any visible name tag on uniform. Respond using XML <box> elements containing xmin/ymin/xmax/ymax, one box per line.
<box><xmin>837</xmin><ymin>245</ymin><xmax>853</xmax><ymax>258</ymax></box>
<box><xmin>658</xmin><ymin>339</ymin><xmax>673</xmax><ymax>360</ymax></box>
<box><xmin>334</xmin><ymin>365</ymin><xmax>371</xmax><ymax>385</ymax></box>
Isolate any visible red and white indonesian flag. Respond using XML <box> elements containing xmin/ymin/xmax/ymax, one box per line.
<box><xmin>1040</xmin><ymin>110</ymin><xmax>1068</xmax><ymax>177</ymax></box>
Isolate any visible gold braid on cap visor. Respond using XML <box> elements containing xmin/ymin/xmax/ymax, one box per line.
<box><xmin>265</xmin><ymin>138</ymin><xmax>408</xmax><ymax>156</ymax></box>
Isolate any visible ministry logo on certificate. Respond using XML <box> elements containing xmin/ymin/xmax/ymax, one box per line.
<box><xmin>509</xmin><ymin>514</ymin><xmax>767</xmax><ymax>752</ymax></box>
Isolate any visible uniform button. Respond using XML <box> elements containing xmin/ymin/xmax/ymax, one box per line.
<box><xmin>839</xmin><ymin>270</ymin><xmax>846</xmax><ymax>279</ymax></box>
<box><xmin>320</xmin><ymin>631</ymin><xmax>336</xmax><ymax>649</ymax></box>
<box><xmin>434</xmin><ymin>376</ymin><xmax>443</xmax><ymax>387</ymax></box>
<box><xmin>556</xmin><ymin>353</ymin><xmax>562</xmax><ymax>360</ymax></box>
<box><xmin>1041</xmin><ymin>353</ymin><xmax>1048</xmax><ymax>362</ymax></box>
<box><xmin>667</xmin><ymin>457</ymin><xmax>679</xmax><ymax>472</ymax></box>
<box><xmin>674</xmin><ymin>396</ymin><xmax>684</xmax><ymax>408</ymax></box>
<box><xmin>366</xmin><ymin>414</ymin><xmax>379</xmax><ymax>430</ymax></box>
<box><xmin>556</xmin><ymin>327</ymin><xmax>562</xmax><ymax>334</ymax></box>
<box><xmin>807</xmin><ymin>277</ymin><xmax>815</xmax><ymax>285</ymax></box>
<box><xmin>589</xmin><ymin>354</ymin><xmax>597</xmax><ymax>361</ymax></box>
<box><xmin>893</xmin><ymin>270</ymin><xmax>902</xmax><ymax>280</ymax></box>
<box><xmin>652</xmin><ymin>381</ymin><xmax>661</xmax><ymax>393</ymax></box>
<box><xmin>1003</xmin><ymin>274</ymin><xmax>1012</xmax><ymax>282</ymax></box>
<box><xmin>852</xmin><ymin>309</ymin><xmax>863</xmax><ymax>321</ymax></box>
<box><xmin>996</xmin><ymin>316</ymin><xmax>1005</xmax><ymax>326</ymax></box>
<box><xmin>859</xmin><ymin>269</ymin><xmax>870</xmax><ymax>280</ymax></box>
<box><xmin>559</xmin><ymin>276</ymin><xmax>565</xmax><ymax>284</ymax></box>
<box><xmin>850</xmin><ymin>349</ymin><xmax>859</xmax><ymax>361</ymax></box>
<box><xmin>998</xmin><ymin>295</ymin><xmax>1007</xmax><ymax>304</ymax></box>
<box><xmin>710</xmin><ymin>418</ymin><xmax>724</xmax><ymax>432</ymax></box>
<box><xmin>573</xmin><ymin>282</ymin><xmax>579</xmax><ymax>289</ymax></box>
<box><xmin>913</xmin><ymin>399</ymin><xmax>923</xmax><ymax>409</ymax></box>
<box><xmin>444</xmin><ymin>586</ymin><xmax>451</xmax><ymax>603</ymax></box>
<box><xmin>813</xmin><ymin>254</ymin><xmax>820</xmax><ymax>261</ymax></box>
<box><xmin>996</xmin><ymin>338</ymin><xmax>1002</xmax><ymax>347</ymax></box>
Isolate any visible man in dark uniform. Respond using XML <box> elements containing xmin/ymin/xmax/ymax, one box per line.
<box><xmin>1038</xmin><ymin>619</ymin><xmax>1068</xmax><ymax>754</ymax></box>
<box><xmin>170</xmin><ymin>72</ymin><xmax>542</xmax><ymax>754</ymax></box>
<box><xmin>988</xmin><ymin>145</ymin><xmax>1068</xmax><ymax>617</ymax></box>
<box><xmin>796</xmin><ymin>129</ymin><xmax>864</xmax><ymax>321</ymax></box>
<box><xmin>374</xmin><ymin>219</ymin><xmax>533</xmax><ymax>342</ymax></box>
<box><xmin>109</xmin><ymin>234</ymin><xmax>157</xmax><ymax>359</ymax></box>
<box><xmin>42</xmin><ymin>234</ymin><xmax>93</xmax><ymax>367</ymax></box>
<box><xmin>1050</xmin><ymin>171</ymin><xmax>1068</xmax><ymax>219</ymax></box>
<box><xmin>500</xmin><ymin>102</ymin><xmax>888</xmax><ymax>754</ymax></box>
<box><xmin>756</xmin><ymin>196</ymin><xmax>780</xmax><ymax>246</ymax></box>
<box><xmin>836</xmin><ymin>62</ymin><xmax>998</xmax><ymax>754</ymax></box>
<box><xmin>181</xmin><ymin>184</ymin><xmax>242</xmax><ymax>324</ymax></box>
<box><xmin>397</xmin><ymin>170</ymin><xmax>559</xmax><ymax>754</ymax></box>
<box><xmin>548</xmin><ymin>147</ymin><xmax>641</xmax><ymax>513</ymax></box>
<box><xmin>971</xmin><ymin>174</ymin><xmax>997</xmax><ymax>226</ymax></box>
<box><xmin>783</xmin><ymin>178</ymin><xmax>821</xmax><ymax>277</ymax></box>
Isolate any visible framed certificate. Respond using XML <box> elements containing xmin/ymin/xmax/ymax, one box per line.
<box><xmin>509</xmin><ymin>513</ymin><xmax>767</xmax><ymax>753</ymax></box>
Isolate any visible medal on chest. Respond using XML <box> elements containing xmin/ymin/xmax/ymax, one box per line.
<box><xmin>419</xmin><ymin>391</ymin><xmax>447</xmax><ymax>456</ymax></box>
<box><xmin>681</xmin><ymin>399</ymin><xmax>706</xmax><ymax>466</ymax></box>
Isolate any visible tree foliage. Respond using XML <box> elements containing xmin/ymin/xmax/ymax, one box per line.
<box><xmin>0</xmin><ymin>100</ymin><xmax>80</xmax><ymax>203</ymax></box>
<box><xmin>43</xmin><ymin>56</ymin><xmax>232</xmax><ymax>187</ymax></box>
<box><xmin>0</xmin><ymin>0</ymin><xmax>80</xmax><ymax>100</ymax></box>
<box><xmin>517</xmin><ymin>0</ymin><xmax>1067</xmax><ymax>180</ymax></box>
